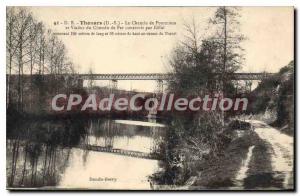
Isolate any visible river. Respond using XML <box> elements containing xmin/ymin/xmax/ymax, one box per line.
<box><xmin>7</xmin><ymin>118</ymin><xmax>166</xmax><ymax>189</ymax></box>
<box><xmin>7</xmin><ymin>118</ymin><xmax>294</xmax><ymax>190</ymax></box>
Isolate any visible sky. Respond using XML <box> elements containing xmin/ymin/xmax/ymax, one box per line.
<box><xmin>29</xmin><ymin>7</ymin><xmax>294</xmax><ymax>91</ymax></box>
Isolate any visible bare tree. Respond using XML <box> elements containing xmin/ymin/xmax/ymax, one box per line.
<box><xmin>14</xmin><ymin>9</ymin><xmax>35</xmax><ymax>111</ymax></box>
<box><xmin>210</xmin><ymin>7</ymin><xmax>245</xmax><ymax>90</ymax></box>
<box><xmin>209</xmin><ymin>7</ymin><xmax>245</xmax><ymax>126</ymax></box>
<box><xmin>87</xmin><ymin>67</ymin><xmax>95</xmax><ymax>88</ymax></box>
<box><xmin>36</xmin><ymin>22</ymin><xmax>46</xmax><ymax>75</ymax></box>
<box><xmin>168</xmin><ymin>17</ymin><xmax>222</xmax><ymax>95</ymax></box>
<box><xmin>6</xmin><ymin>7</ymin><xmax>76</xmax><ymax>112</ymax></box>
<box><xmin>6</xmin><ymin>7</ymin><xmax>18</xmax><ymax>107</ymax></box>
<box><xmin>181</xmin><ymin>17</ymin><xmax>200</xmax><ymax>55</ymax></box>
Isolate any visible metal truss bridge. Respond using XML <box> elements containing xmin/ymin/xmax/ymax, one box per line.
<box><xmin>7</xmin><ymin>72</ymin><xmax>274</xmax><ymax>93</ymax></box>
<box><xmin>78</xmin><ymin>72</ymin><xmax>274</xmax><ymax>81</ymax></box>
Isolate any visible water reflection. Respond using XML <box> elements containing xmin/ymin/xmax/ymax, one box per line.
<box><xmin>83</xmin><ymin>119</ymin><xmax>165</xmax><ymax>154</ymax></box>
<box><xmin>7</xmin><ymin>118</ymin><xmax>166</xmax><ymax>189</ymax></box>
<box><xmin>59</xmin><ymin>149</ymin><xmax>159</xmax><ymax>189</ymax></box>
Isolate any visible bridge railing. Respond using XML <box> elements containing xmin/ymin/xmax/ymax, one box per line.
<box><xmin>78</xmin><ymin>73</ymin><xmax>275</xmax><ymax>81</ymax></box>
<box><xmin>7</xmin><ymin>72</ymin><xmax>275</xmax><ymax>81</ymax></box>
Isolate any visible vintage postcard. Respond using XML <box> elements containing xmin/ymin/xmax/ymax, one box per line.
<box><xmin>6</xmin><ymin>6</ymin><xmax>294</xmax><ymax>190</ymax></box>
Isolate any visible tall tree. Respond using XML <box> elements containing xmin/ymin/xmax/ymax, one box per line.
<box><xmin>209</xmin><ymin>7</ymin><xmax>245</xmax><ymax>125</ymax></box>
<box><xmin>6</xmin><ymin>7</ymin><xmax>76</xmax><ymax>112</ymax></box>
<box><xmin>14</xmin><ymin>9</ymin><xmax>34</xmax><ymax>111</ymax></box>
<box><xmin>168</xmin><ymin>17</ymin><xmax>220</xmax><ymax>95</ymax></box>
<box><xmin>209</xmin><ymin>7</ymin><xmax>245</xmax><ymax>93</ymax></box>
<box><xmin>6</xmin><ymin>7</ymin><xmax>18</xmax><ymax>107</ymax></box>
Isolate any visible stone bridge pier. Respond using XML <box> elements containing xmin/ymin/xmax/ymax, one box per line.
<box><xmin>77</xmin><ymin>78</ymin><xmax>84</xmax><ymax>88</ymax></box>
<box><xmin>156</xmin><ymin>79</ymin><xmax>164</xmax><ymax>94</ymax></box>
<box><xmin>109</xmin><ymin>79</ymin><xmax>118</xmax><ymax>92</ymax></box>
<box><xmin>245</xmin><ymin>80</ymin><xmax>253</xmax><ymax>92</ymax></box>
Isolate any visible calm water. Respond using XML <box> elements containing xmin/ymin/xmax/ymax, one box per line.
<box><xmin>7</xmin><ymin>118</ymin><xmax>166</xmax><ymax>189</ymax></box>
<box><xmin>7</xmin><ymin>118</ymin><xmax>293</xmax><ymax>190</ymax></box>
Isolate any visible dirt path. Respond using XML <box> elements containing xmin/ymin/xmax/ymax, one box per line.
<box><xmin>190</xmin><ymin>120</ymin><xmax>293</xmax><ymax>190</ymax></box>
<box><xmin>246</xmin><ymin>120</ymin><xmax>294</xmax><ymax>189</ymax></box>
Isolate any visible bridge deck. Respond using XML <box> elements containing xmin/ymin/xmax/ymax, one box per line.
<box><xmin>8</xmin><ymin>72</ymin><xmax>275</xmax><ymax>80</ymax></box>
<box><xmin>78</xmin><ymin>73</ymin><xmax>274</xmax><ymax>80</ymax></box>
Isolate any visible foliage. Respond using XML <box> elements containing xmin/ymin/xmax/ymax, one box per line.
<box><xmin>248</xmin><ymin>61</ymin><xmax>294</xmax><ymax>134</ymax></box>
<box><xmin>156</xmin><ymin>7</ymin><xmax>246</xmax><ymax>186</ymax></box>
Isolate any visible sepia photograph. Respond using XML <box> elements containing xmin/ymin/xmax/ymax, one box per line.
<box><xmin>6</xmin><ymin>6</ymin><xmax>294</xmax><ymax>190</ymax></box>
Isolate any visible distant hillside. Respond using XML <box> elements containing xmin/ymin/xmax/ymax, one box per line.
<box><xmin>247</xmin><ymin>61</ymin><xmax>294</xmax><ymax>135</ymax></box>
